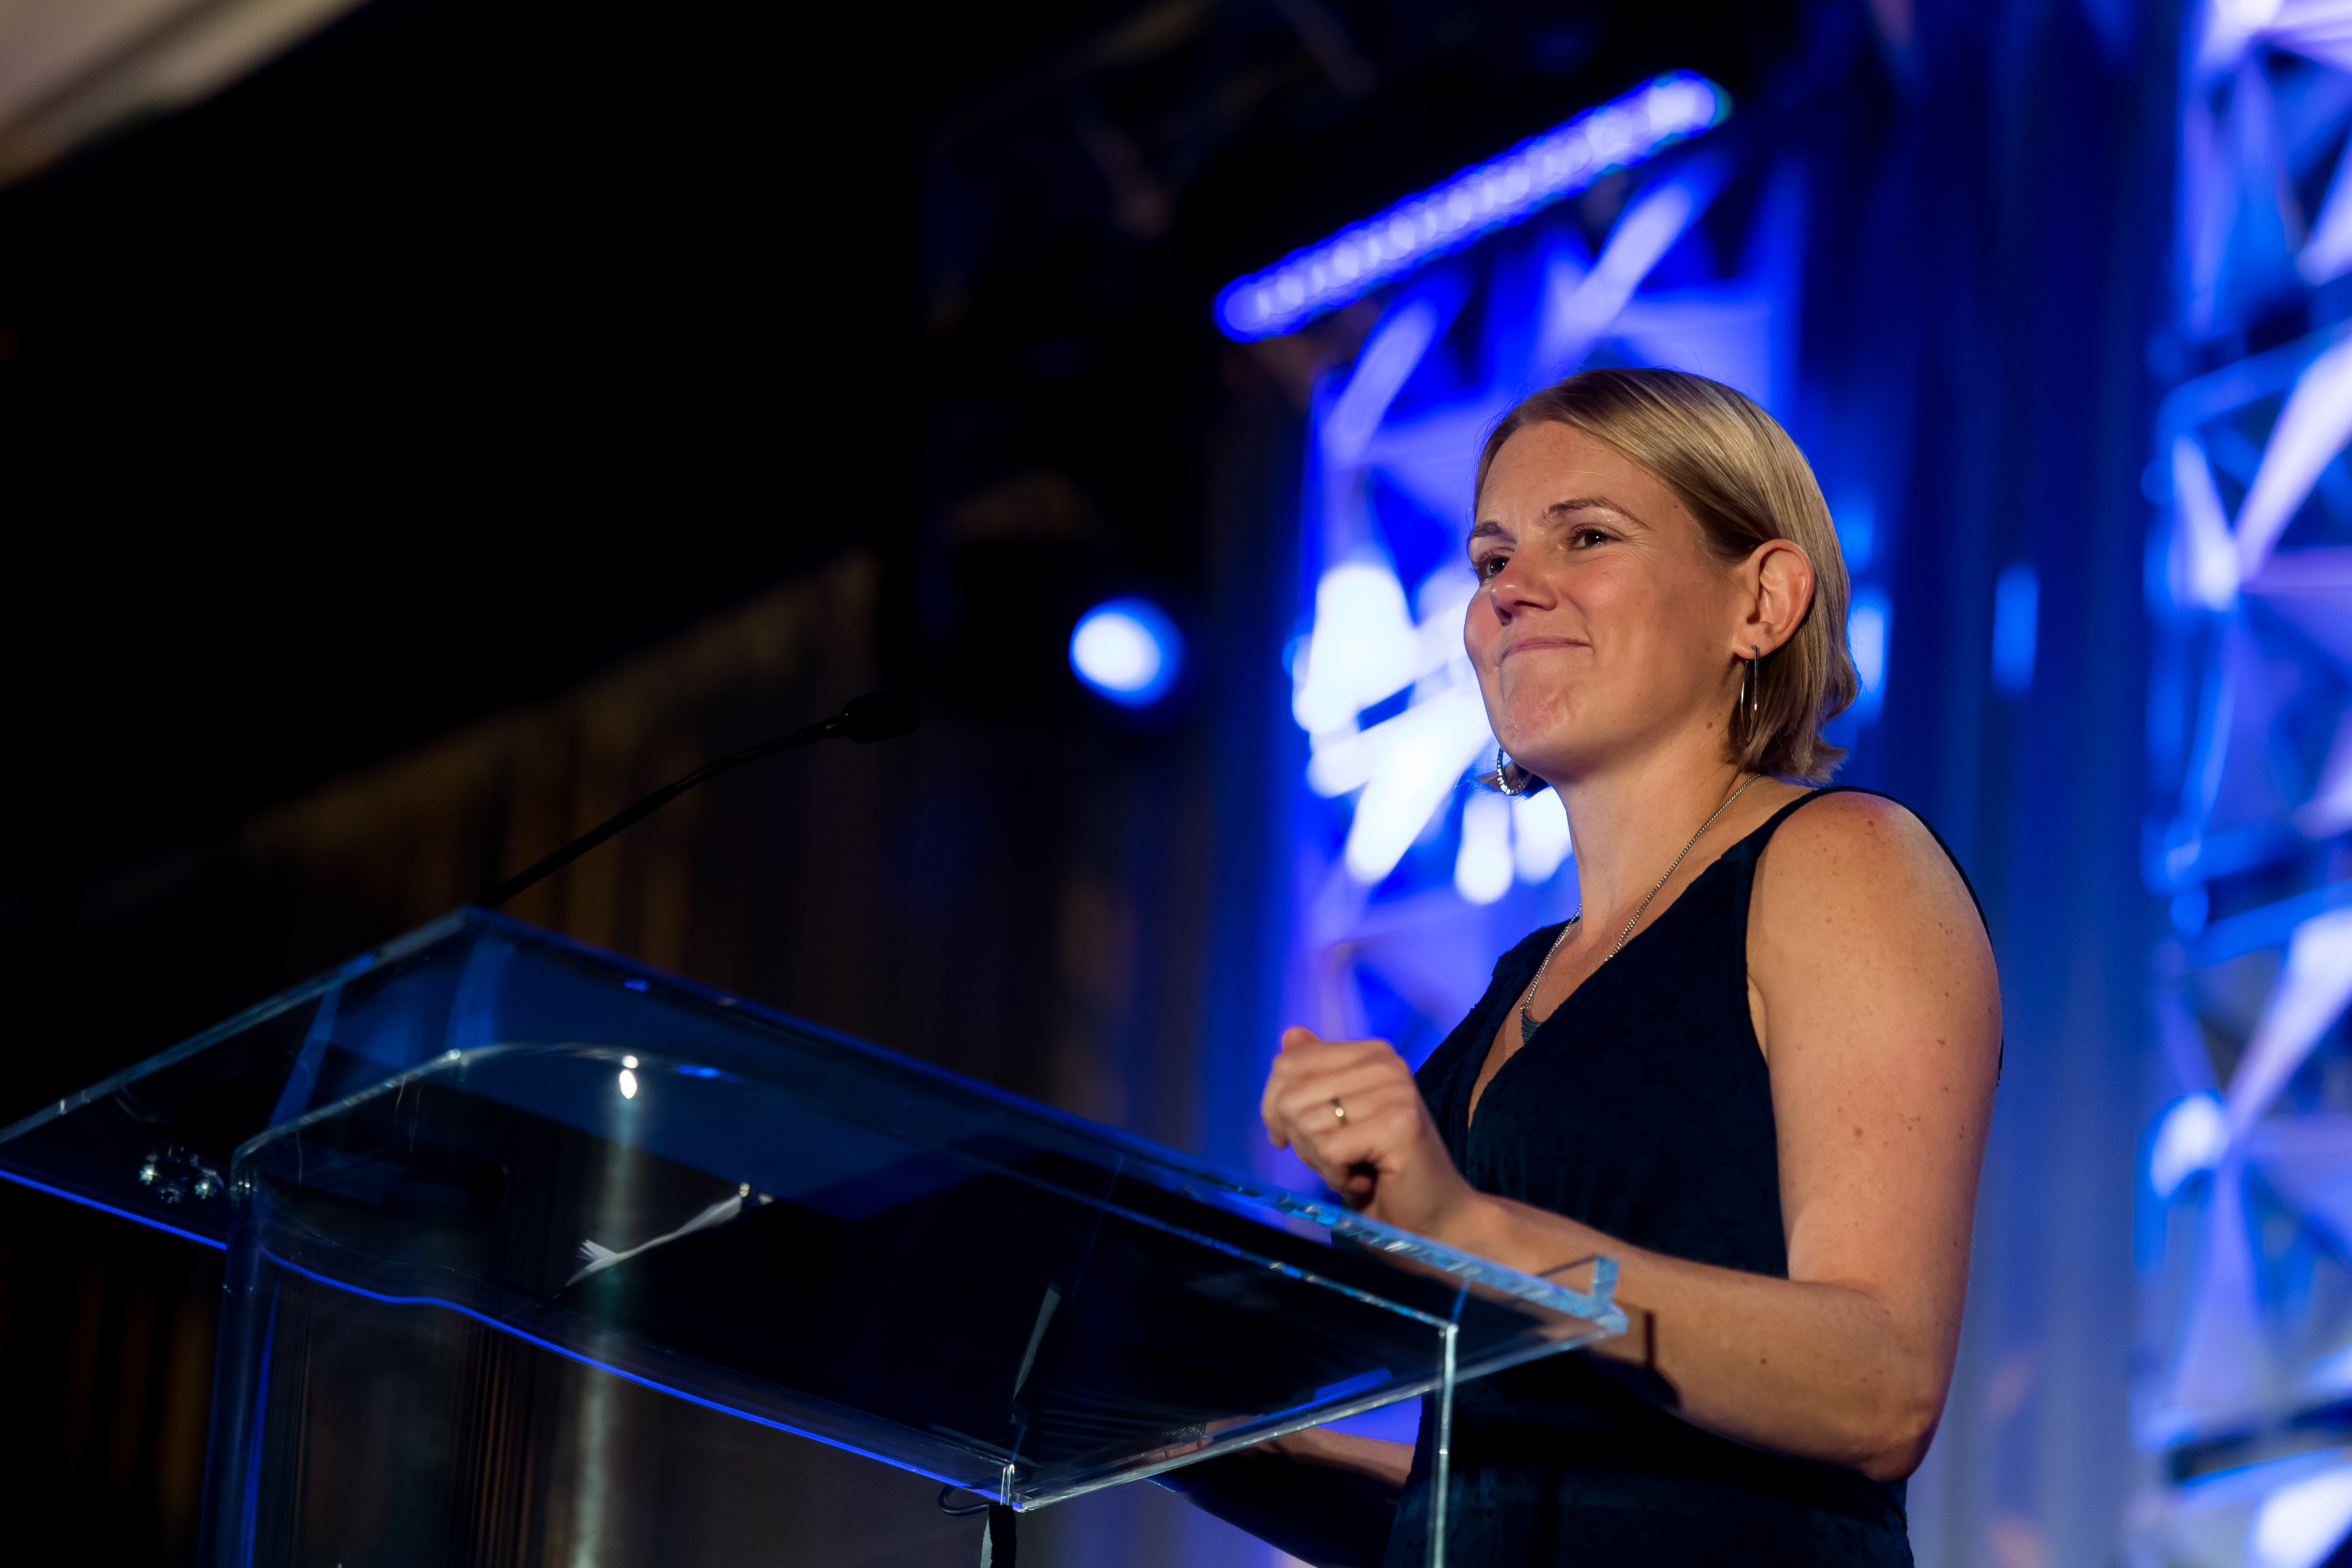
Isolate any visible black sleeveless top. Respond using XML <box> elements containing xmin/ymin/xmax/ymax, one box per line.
<box><xmin>1381</xmin><ymin>787</ymin><xmax>1980</xmax><ymax>1567</ymax></box>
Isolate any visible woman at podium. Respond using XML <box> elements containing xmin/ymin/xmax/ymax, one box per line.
<box><xmin>1169</xmin><ymin>369</ymin><xmax>2000</xmax><ymax>1566</ymax></box>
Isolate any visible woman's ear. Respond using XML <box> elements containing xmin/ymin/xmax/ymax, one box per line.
<box><xmin>1736</xmin><ymin>539</ymin><xmax>1815</xmax><ymax>657</ymax></box>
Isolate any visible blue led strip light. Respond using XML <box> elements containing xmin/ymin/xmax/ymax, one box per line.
<box><xmin>1214</xmin><ymin>71</ymin><xmax>1731</xmax><ymax>342</ymax></box>
<box><xmin>0</xmin><ymin>1164</ymin><xmax>229</xmax><ymax>1250</ymax></box>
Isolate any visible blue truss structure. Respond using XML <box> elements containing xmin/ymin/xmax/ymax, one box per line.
<box><xmin>2132</xmin><ymin>5</ymin><xmax>2352</xmax><ymax>1563</ymax></box>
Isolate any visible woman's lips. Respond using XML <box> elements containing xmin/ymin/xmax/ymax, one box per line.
<box><xmin>1497</xmin><ymin>637</ymin><xmax>1586</xmax><ymax>660</ymax></box>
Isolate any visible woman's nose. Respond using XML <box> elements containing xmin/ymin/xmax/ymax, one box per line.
<box><xmin>1486</xmin><ymin>562</ymin><xmax>1540</xmax><ymax>614</ymax></box>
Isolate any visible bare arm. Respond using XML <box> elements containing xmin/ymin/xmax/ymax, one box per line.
<box><xmin>1261</xmin><ymin>793</ymin><xmax>2000</xmax><ymax>1482</ymax></box>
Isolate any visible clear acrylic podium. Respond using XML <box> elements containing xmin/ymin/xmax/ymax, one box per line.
<box><xmin>0</xmin><ymin>909</ymin><xmax>1621</xmax><ymax>1565</ymax></box>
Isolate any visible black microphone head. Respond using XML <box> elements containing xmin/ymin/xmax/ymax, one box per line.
<box><xmin>839</xmin><ymin>690</ymin><xmax>920</xmax><ymax>743</ymax></box>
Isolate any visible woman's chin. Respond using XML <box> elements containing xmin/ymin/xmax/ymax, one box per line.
<box><xmin>1494</xmin><ymin>712</ymin><xmax>1581</xmax><ymax>766</ymax></box>
<box><xmin>1498</xmin><ymin>744</ymin><xmax>1578</xmax><ymax>784</ymax></box>
<box><xmin>1497</xmin><ymin>724</ymin><xmax>1614</xmax><ymax>783</ymax></box>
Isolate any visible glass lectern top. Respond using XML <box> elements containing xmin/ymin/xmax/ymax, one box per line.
<box><xmin>0</xmin><ymin>910</ymin><xmax>1621</xmax><ymax>1507</ymax></box>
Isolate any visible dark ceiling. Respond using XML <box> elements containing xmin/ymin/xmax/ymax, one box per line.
<box><xmin>0</xmin><ymin>0</ymin><xmax>1809</xmax><ymax>901</ymax></box>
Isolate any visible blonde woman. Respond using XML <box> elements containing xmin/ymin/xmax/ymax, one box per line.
<box><xmin>1168</xmin><ymin>369</ymin><xmax>1999</xmax><ymax>1566</ymax></box>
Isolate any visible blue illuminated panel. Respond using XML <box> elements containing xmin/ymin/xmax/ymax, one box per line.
<box><xmin>1214</xmin><ymin>72</ymin><xmax>1731</xmax><ymax>342</ymax></box>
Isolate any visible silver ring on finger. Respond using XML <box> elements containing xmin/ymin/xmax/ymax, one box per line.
<box><xmin>1330</xmin><ymin>1097</ymin><xmax>1348</xmax><ymax>1125</ymax></box>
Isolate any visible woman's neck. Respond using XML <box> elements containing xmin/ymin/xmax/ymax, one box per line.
<box><xmin>1553</xmin><ymin>741</ymin><xmax>1755</xmax><ymax>925</ymax></box>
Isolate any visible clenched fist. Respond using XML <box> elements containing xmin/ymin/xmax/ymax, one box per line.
<box><xmin>1260</xmin><ymin>1026</ymin><xmax>1482</xmax><ymax>1241</ymax></box>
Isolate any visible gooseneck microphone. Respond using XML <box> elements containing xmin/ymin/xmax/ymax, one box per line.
<box><xmin>476</xmin><ymin>690</ymin><xmax>919</xmax><ymax>909</ymax></box>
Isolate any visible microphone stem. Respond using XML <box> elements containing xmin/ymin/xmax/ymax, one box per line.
<box><xmin>474</xmin><ymin>715</ymin><xmax>843</xmax><ymax>909</ymax></box>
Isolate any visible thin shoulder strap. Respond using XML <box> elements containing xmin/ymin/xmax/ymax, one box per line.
<box><xmin>1757</xmin><ymin>786</ymin><xmax>1989</xmax><ymax>935</ymax></box>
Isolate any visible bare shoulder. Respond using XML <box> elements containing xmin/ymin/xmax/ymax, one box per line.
<box><xmin>1748</xmin><ymin>789</ymin><xmax>1998</xmax><ymax>1031</ymax></box>
<box><xmin>1753</xmin><ymin>790</ymin><xmax>1978</xmax><ymax>922</ymax></box>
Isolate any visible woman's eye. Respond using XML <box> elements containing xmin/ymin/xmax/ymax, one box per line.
<box><xmin>1572</xmin><ymin>529</ymin><xmax>1611</xmax><ymax>549</ymax></box>
<box><xmin>1476</xmin><ymin>553</ymin><xmax>1509</xmax><ymax>579</ymax></box>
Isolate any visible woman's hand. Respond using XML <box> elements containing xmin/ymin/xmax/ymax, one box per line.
<box><xmin>1260</xmin><ymin>1026</ymin><xmax>1481</xmax><ymax>1239</ymax></box>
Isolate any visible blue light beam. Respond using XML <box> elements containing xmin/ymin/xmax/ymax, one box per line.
<box><xmin>1214</xmin><ymin>71</ymin><xmax>1731</xmax><ymax>342</ymax></box>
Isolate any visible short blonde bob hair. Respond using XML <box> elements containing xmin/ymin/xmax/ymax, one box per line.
<box><xmin>1475</xmin><ymin>368</ymin><xmax>1857</xmax><ymax>786</ymax></box>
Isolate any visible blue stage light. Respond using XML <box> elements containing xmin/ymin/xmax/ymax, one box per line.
<box><xmin>1214</xmin><ymin>71</ymin><xmax>1731</xmax><ymax>342</ymax></box>
<box><xmin>1992</xmin><ymin>562</ymin><xmax>2039</xmax><ymax>696</ymax></box>
<box><xmin>1070</xmin><ymin>597</ymin><xmax>1184</xmax><ymax>706</ymax></box>
<box><xmin>1848</xmin><ymin>588</ymin><xmax>1890</xmax><ymax>726</ymax></box>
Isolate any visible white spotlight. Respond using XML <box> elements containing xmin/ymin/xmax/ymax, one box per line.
<box><xmin>2251</xmin><ymin>1465</ymin><xmax>2352</xmax><ymax>1568</ymax></box>
<box><xmin>1071</xmin><ymin>598</ymin><xmax>1184</xmax><ymax>707</ymax></box>
<box><xmin>1454</xmin><ymin>793</ymin><xmax>1514</xmax><ymax>905</ymax></box>
<box><xmin>2149</xmin><ymin>1092</ymin><xmax>2227</xmax><ymax>1200</ymax></box>
<box><xmin>1511</xmin><ymin>790</ymin><xmax>1573</xmax><ymax>883</ymax></box>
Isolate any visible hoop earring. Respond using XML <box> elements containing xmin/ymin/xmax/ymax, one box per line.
<box><xmin>1740</xmin><ymin>645</ymin><xmax>1762</xmax><ymax>729</ymax></box>
<box><xmin>1492</xmin><ymin>745</ymin><xmax>1522</xmax><ymax>795</ymax></box>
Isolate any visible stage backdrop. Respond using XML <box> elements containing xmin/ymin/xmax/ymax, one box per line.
<box><xmin>1190</xmin><ymin>3</ymin><xmax>2314</xmax><ymax>1565</ymax></box>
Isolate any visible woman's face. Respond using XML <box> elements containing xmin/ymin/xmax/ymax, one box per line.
<box><xmin>1465</xmin><ymin>421</ymin><xmax>1745</xmax><ymax>785</ymax></box>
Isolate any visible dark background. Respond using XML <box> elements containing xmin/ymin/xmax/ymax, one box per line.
<box><xmin>0</xmin><ymin>0</ymin><xmax>1793</xmax><ymax>923</ymax></box>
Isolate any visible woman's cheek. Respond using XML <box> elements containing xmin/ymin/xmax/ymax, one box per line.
<box><xmin>1462</xmin><ymin>601</ymin><xmax>1498</xmax><ymax>664</ymax></box>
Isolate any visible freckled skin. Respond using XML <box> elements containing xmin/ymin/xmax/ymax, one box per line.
<box><xmin>1253</xmin><ymin>422</ymin><xmax>2003</xmax><ymax>1487</ymax></box>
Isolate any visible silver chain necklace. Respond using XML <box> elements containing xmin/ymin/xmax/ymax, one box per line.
<box><xmin>1518</xmin><ymin>771</ymin><xmax>1761</xmax><ymax>1043</ymax></box>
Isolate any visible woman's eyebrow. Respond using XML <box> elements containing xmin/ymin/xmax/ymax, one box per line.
<box><xmin>1468</xmin><ymin>494</ymin><xmax>1647</xmax><ymax>549</ymax></box>
<box><xmin>1547</xmin><ymin>495</ymin><xmax>1644</xmax><ymax>525</ymax></box>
